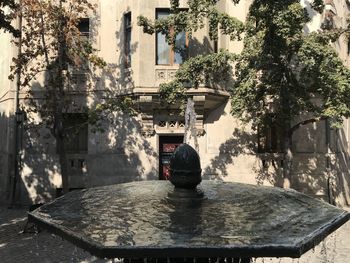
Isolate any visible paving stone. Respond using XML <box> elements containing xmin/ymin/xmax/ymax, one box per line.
<box><xmin>0</xmin><ymin>207</ymin><xmax>115</xmax><ymax>263</ymax></box>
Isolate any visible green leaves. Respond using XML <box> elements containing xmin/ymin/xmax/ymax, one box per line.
<box><xmin>232</xmin><ymin>0</ymin><xmax>350</xmax><ymax>133</ymax></box>
<box><xmin>311</xmin><ymin>0</ymin><xmax>325</xmax><ymax>14</ymax></box>
<box><xmin>272</xmin><ymin>3</ymin><xmax>308</xmax><ymax>40</ymax></box>
<box><xmin>0</xmin><ymin>0</ymin><xmax>20</xmax><ymax>36</ymax></box>
<box><xmin>137</xmin><ymin>0</ymin><xmax>244</xmax><ymax>45</ymax></box>
<box><xmin>138</xmin><ymin>0</ymin><xmax>350</xmax><ymax>135</ymax></box>
<box><xmin>176</xmin><ymin>50</ymin><xmax>236</xmax><ymax>87</ymax></box>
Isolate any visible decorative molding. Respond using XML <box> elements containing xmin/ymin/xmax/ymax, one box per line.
<box><xmin>136</xmin><ymin>90</ymin><xmax>228</xmax><ymax>137</ymax></box>
<box><xmin>155</xmin><ymin>68</ymin><xmax>179</xmax><ymax>84</ymax></box>
<box><xmin>139</xmin><ymin>99</ymin><xmax>155</xmax><ymax>136</ymax></box>
<box><xmin>167</xmin><ymin>70</ymin><xmax>177</xmax><ymax>79</ymax></box>
<box><xmin>193</xmin><ymin>95</ymin><xmax>206</xmax><ymax>136</ymax></box>
<box><xmin>155</xmin><ymin>69</ymin><xmax>167</xmax><ymax>81</ymax></box>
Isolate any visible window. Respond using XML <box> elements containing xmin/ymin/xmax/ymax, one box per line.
<box><xmin>63</xmin><ymin>113</ymin><xmax>88</xmax><ymax>153</ymax></box>
<box><xmin>213</xmin><ymin>40</ymin><xmax>218</xmax><ymax>53</ymax></box>
<box><xmin>156</xmin><ymin>9</ymin><xmax>188</xmax><ymax>65</ymax></box>
<box><xmin>124</xmin><ymin>12</ymin><xmax>132</xmax><ymax>67</ymax></box>
<box><xmin>72</xmin><ymin>18</ymin><xmax>90</xmax><ymax>70</ymax></box>
<box><xmin>257</xmin><ymin>119</ymin><xmax>282</xmax><ymax>153</ymax></box>
<box><xmin>78</xmin><ymin>18</ymin><xmax>90</xmax><ymax>41</ymax></box>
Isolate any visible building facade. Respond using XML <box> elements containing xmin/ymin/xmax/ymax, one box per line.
<box><xmin>1</xmin><ymin>0</ymin><xmax>350</xmax><ymax>205</ymax></box>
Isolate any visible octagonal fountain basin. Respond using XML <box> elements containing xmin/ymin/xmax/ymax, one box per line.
<box><xmin>28</xmin><ymin>180</ymin><xmax>350</xmax><ymax>259</ymax></box>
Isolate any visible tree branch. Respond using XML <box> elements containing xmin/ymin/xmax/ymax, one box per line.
<box><xmin>289</xmin><ymin>116</ymin><xmax>327</xmax><ymax>136</ymax></box>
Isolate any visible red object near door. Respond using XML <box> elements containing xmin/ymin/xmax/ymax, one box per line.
<box><xmin>159</xmin><ymin>136</ymin><xmax>183</xmax><ymax>180</ymax></box>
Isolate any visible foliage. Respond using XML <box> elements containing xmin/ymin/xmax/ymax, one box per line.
<box><xmin>138</xmin><ymin>0</ymin><xmax>244</xmax><ymax>46</ymax></box>
<box><xmin>140</xmin><ymin>0</ymin><xmax>350</xmax><ymax>133</ymax></box>
<box><xmin>231</xmin><ymin>0</ymin><xmax>350</xmax><ymax>132</ymax></box>
<box><xmin>159</xmin><ymin>50</ymin><xmax>236</xmax><ymax>106</ymax></box>
<box><xmin>310</xmin><ymin>0</ymin><xmax>325</xmax><ymax>13</ymax></box>
<box><xmin>10</xmin><ymin>0</ymin><xmax>102</xmax><ymax>126</ymax></box>
<box><xmin>9</xmin><ymin>0</ymin><xmax>115</xmax><ymax>194</ymax></box>
<box><xmin>88</xmin><ymin>97</ymin><xmax>137</xmax><ymax>133</ymax></box>
<box><xmin>0</xmin><ymin>0</ymin><xmax>19</xmax><ymax>36</ymax></box>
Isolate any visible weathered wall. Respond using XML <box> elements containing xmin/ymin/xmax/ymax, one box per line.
<box><xmin>0</xmin><ymin>19</ymin><xmax>15</xmax><ymax>205</ymax></box>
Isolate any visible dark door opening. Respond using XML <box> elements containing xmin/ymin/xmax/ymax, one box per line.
<box><xmin>159</xmin><ymin>135</ymin><xmax>183</xmax><ymax>180</ymax></box>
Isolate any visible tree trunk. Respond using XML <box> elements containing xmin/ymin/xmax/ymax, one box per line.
<box><xmin>56</xmin><ymin>0</ymin><xmax>69</xmax><ymax>194</ymax></box>
<box><xmin>56</xmin><ymin>125</ymin><xmax>69</xmax><ymax>194</ymax></box>
<box><xmin>38</xmin><ymin>1</ymin><xmax>70</xmax><ymax>195</ymax></box>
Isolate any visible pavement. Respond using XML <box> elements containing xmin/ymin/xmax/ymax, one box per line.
<box><xmin>0</xmin><ymin>207</ymin><xmax>113</xmax><ymax>263</ymax></box>
<box><xmin>0</xmin><ymin>206</ymin><xmax>350</xmax><ymax>263</ymax></box>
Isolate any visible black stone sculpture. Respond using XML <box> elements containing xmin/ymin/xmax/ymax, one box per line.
<box><xmin>169</xmin><ymin>143</ymin><xmax>202</xmax><ymax>189</ymax></box>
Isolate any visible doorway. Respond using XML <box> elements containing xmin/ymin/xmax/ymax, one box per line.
<box><xmin>159</xmin><ymin>135</ymin><xmax>183</xmax><ymax>180</ymax></box>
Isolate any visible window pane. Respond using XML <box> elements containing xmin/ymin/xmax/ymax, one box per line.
<box><xmin>156</xmin><ymin>10</ymin><xmax>169</xmax><ymax>19</ymax></box>
<box><xmin>63</xmin><ymin>113</ymin><xmax>88</xmax><ymax>153</ymax></box>
<box><xmin>78</xmin><ymin>18</ymin><xmax>90</xmax><ymax>38</ymax></box>
<box><xmin>174</xmin><ymin>31</ymin><xmax>187</xmax><ymax>64</ymax></box>
<box><xmin>125</xmin><ymin>12</ymin><xmax>131</xmax><ymax>27</ymax></box>
<box><xmin>257</xmin><ymin>120</ymin><xmax>282</xmax><ymax>153</ymax></box>
<box><xmin>156</xmin><ymin>10</ymin><xmax>170</xmax><ymax>65</ymax></box>
<box><xmin>124</xmin><ymin>12</ymin><xmax>132</xmax><ymax>67</ymax></box>
<box><xmin>157</xmin><ymin>32</ymin><xmax>170</xmax><ymax>64</ymax></box>
<box><xmin>125</xmin><ymin>29</ymin><xmax>131</xmax><ymax>66</ymax></box>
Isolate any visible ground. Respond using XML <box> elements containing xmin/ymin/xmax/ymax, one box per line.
<box><xmin>0</xmin><ymin>206</ymin><xmax>349</xmax><ymax>263</ymax></box>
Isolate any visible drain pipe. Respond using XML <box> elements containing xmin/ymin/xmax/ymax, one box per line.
<box><xmin>9</xmin><ymin>0</ymin><xmax>23</xmax><ymax>207</ymax></box>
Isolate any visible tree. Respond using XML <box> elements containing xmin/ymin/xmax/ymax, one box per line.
<box><xmin>9</xmin><ymin>0</ymin><xmax>118</xmax><ymax>195</ymax></box>
<box><xmin>139</xmin><ymin>0</ymin><xmax>350</xmax><ymax>187</ymax></box>
<box><xmin>231</xmin><ymin>0</ymin><xmax>350</xmax><ymax>187</ymax></box>
<box><xmin>0</xmin><ymin>0</ymin><xmax>20</xmax><ymax>36</ymax></box>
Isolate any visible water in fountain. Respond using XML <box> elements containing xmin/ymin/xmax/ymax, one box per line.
<box><xmin>184</xmin><ymin>97</ymin><xmax>199</xmax><ymax>152</ymax></box>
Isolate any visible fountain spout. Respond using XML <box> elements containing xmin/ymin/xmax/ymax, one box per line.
<box><xmin>184</xmin><ymin>98</ymin><xmax>199</xmax><ymax>152</ymax></box>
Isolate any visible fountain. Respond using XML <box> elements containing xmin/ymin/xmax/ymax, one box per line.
<box><xmin>184</xmin><ymin>98</ymin><xmax>199</xmax><ymax>152</ymax></box>
<box><xmin>28</xmin><ymin>144</ymin><xmax>350</xmax><ymax>262</ymax></box>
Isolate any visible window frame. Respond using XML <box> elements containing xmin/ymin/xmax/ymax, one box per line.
<box><xmin>78</xmin><ymin>18</ymin><xmax>90</xmax><ymax>40</ymax></box>
<box><xmin>62</xmin><ymin>113</ymin><xmax>88</xmax><ymax>154</ymax></box>
<box><xmin>124</xmin><ymin>12</ymin><xmax>132</xmax><ymax>68</ymax></box>
<box><xmin>155</xmin><ymin>8</ymin><xmax>189</xmax><ymax>66</ymax></box>
<box><xmin>257</xmin><ymin>118</ymin><xmax>283</xmax><ymax>153</ymax></box>
<box><xmin>72</xmin><ymin>18</ymin><xmax>91</xmax><ymax>71</ymax></box>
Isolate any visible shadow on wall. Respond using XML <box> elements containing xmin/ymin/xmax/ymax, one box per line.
<box><xmin>203</xmin><ymin>118</ymin><xmax>350</xmax><ymax>205</ymax></box>
<box><xmin>202</xmin><ymin>127</ymin><xmax>256</xmax><ymax>180</ymax></box>
<box><xmin>289</xmin><ymin>121</ymin><xmax>350</xmax><ymax>205</ymax></box>
<box><xmin>85</xmin><ymin>110</ymin><xmax>158</xmax><ymax>185</ymax></box>
<box><xmin>333</xmin><ymin>128</ymin><xmax>350</xmax><ymax>206</ymax></box>
<box><xmin>115</xmin><ymin>6</ymin><xmax>137</xmax><ymax>92</ymax></box>
<box><xmin>18</xmin><ymin>111</ymin><xmax>158</xmax><ymax>205</ymax></box>
<box><xmin>14</xmin><ymin>9</ymin><xmax>159</xmax><ymax>204</ymax></box>
<box><xmin>0</xmin><ymin>112</ymin><xmax>12</xmax><ymax>205</ymax></box>
<box><xmin>0</xmin><ymin>109</ymin><xmax>55</xmax><ymax>206</ymax></box>
<box><xmin>20</xmin><ymin>125</ymin><xmax>59</xmax><ymax>204</ymax></box>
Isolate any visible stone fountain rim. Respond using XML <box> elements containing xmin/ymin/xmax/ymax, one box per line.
<box><xmin>27</xmin><ymin>180</ymin><xmax>350</xmax><ymax>259</ymax></box>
